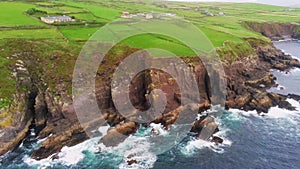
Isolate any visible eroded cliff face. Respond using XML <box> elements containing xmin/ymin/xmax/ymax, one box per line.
<box><xmin>93</xmin><ymin>52</ymin><xmax>213</xmax><ymax>147</ymax></box>
<box><xmin>225</xmin><ymin>38</ymin><xmax>300</xmax><ymax>113</ymax></box>
<box><xmin>245</xmin><ymin>22</ymin><xmax>300</xmax><ymax>40</ymax></box>
<box><xmin>0</xmin><ymin>50</ymin><xmax>88</xmax><ymax>159</ymax></box>
<box><xmin>0</xmin><ymin>59</ymin><xmax>33</xmax><ymax>155</ymax></box>
<box><xmin>0</xmin><ymin>46</ymin><xmax>216</xmax><ymax>159</ymax></box>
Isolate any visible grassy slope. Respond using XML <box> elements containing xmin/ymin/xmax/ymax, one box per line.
<box><xmin>58</xmin><ymin>27</ymin><xmax>100</xmax><ymax>40</ymax></box>
<box><xmin>0</xmin><ymin>29</ymin><xmax>64</xmax><ymax>39</ymax></box>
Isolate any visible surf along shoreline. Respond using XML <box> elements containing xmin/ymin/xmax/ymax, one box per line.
<box><xmin>0</xmin><ymin>22</ymin><xmax>300</xmax><ymax>165</ymax></box>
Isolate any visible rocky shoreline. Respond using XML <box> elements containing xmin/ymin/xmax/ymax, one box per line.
<box><xmin>1</xmin><ymin>23</ymin><xmax>300</xmax><ymax>161</ymax></box>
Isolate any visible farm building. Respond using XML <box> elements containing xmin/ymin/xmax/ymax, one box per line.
<box><xmin>121</xmin><ymin>12</ymin><xmax>132</xmax><ymax>18</ymax></box>
<box><xmin>121</xmin><ymin>12</ymin><xmax>176</xmax><ymax>19</ymax></box>
<box><xmin>40</xmin><ymin>16</ymin><xmax>73</xmax><ymax>24</ymax></box>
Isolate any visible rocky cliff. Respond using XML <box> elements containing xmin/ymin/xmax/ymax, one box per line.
<box><xmin>245</xmin><ymin>22</ymin><xmax>300</xmax><ymax>40</ymax></box>
<box><xmin>1</xmin><ymin>26</ymin><xmax>300</xmax><ymax>160</ymax></box>
<box><xmin>0</xmin><ymin>59</ymin><xmax>33</xmax><ymax>155</ymax></box>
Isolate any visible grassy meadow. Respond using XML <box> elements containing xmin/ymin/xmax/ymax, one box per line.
<box><xmin>1</xmin><ymin>0</ymin><xmax>299</xmax><ymax>47</ymax></box>
<box><xmin>0</xmin><ymin>2</ymin><xmax>45</xmax><ymax>26</ymax></box>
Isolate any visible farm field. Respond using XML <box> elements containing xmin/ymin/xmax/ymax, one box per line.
<box><xmin>58</xmin><ymin>26</ymin><xmax>100</xmax><ymax>40</ymax></box>
<box><xmin>0</xmin><ymin>29</ymin><xmax>63</xmax><ymax>39</ymax></box>
<box><xmin>0</xmin><ymin>2</ymin><xmax>46</xmax><ymax>26</ymax></box>
<box><xmin>0</xmin><ymin>0</ymin><xmax>300</xmax><ymax>55</ymax></box>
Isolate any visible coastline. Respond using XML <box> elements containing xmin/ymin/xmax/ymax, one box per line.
<box><xmin>1</xmin><ymin>23</ymin><xmax>300</xmax><ymax>165</ymax></box>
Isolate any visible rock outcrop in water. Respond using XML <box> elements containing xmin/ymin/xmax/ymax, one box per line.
<box><xmin>225</xmin><ymin>38</ymin><xmax>300</xmax><ymax>114</ymax></box>
<box><xmin>1</xmin><ymin>24</ymin><xmax>300</xmax><ymax>160</ymax></box>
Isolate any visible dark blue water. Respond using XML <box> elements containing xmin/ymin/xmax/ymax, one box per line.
<box><xmin>269</xmin><ymin>40</ymin><xmax>300</xmax><ymax>95</ymax></box>
<box><xmin>1</xmin><ymin>41</ymin><xmax>300</xmax><ymax>169</ymax></box>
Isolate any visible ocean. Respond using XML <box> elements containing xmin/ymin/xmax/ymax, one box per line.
<box><xmin>1</xmin><ymin>40</ymin><xmax>300</xmax><ymax>169</ymax></box>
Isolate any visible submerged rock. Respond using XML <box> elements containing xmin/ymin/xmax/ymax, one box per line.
<box><xmin>212</xmin><ymin>136</ymin><xmax>224</xmax><ymax>145</ymax></box>
<box><xmin>127</xmin><ymin>159</ymin><xmax>138</xmax><ymax>165</ymax></box>
<box><xmin>191</xmin><ymin>116</ymin><xmax>220</xmax><ymax>140</ymax></box>
<box><xmin>99</xmin><ymin>121</ymin><xmax>138</xmax><ymax>147</ymax></box>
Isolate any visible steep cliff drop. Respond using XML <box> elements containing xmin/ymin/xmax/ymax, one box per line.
<box><xmin>245</xmin><ymin>22</ymin><xmax>300</xmax><ymax>40</ymax></box>
<box><xmin>1</xmin><ymin>22</ymin><xmax>300</xmax><ymax>163</ymax></box>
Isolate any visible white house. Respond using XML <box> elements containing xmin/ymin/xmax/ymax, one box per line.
<box><xmin>40</xmin><ymin>15</ymin><xmax>73</xmax><ymax>24</ymax></box>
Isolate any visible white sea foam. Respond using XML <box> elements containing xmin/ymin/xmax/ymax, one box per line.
<box><xmin>287</xmin><ymin>98</ymin><xmax>300</xmax><ymax>109</ymax></box>
<box><xmin>182</xmin><ymin>139</ymin><xmax>220</xmax><ymax>155</ymax></box>
<box><xmin>282</xmin><ymin>51</ymin><xmax>298</xmax><ymax>59</ymax></box>
<box><xmin>118</xmin><ymin>138</ymin><xmax>157</xmax><ymax>169</ymax></box>
<box><xmin>267</xmin><ymin>106</ymin><xmax>294</xmax><ymax>119</ymax></box>
<box><xmin>23</xmin><ymin>98</ymin><xmax>300</xmax><ymax>169</ymax></box>
<box><xmin>275</xmin><ymin>84</ymin><xmax>286</xmax><ymax>91</ymax></box>
<box><xmin>98</xmin><ymin>132</ymin><xmax>158</xmax><ymax>169</ymax></box>
<box><xmin>180</xmin><ymin>132</ymin><xmax>232</xmax><ymax>156</ymax></box>
<box><xmin>98</xmin><ymin>125</ymin><xmax>110</xmax><ymax>136</ymax></box>
<box><xmin>24</xmin><ymin>126</ymin><xmax>110</xmax><ymax>169</ymax></box>
<box><xmin>276</xmin><ymin>45</ymin><xmax>299</xmax><ymax>60</ymax></box>
<box><xmin>180</xmin><ymin>113</ymin><xmax>232</xmax><ymax>156</ymax></box>
<box><xmin>24</xmin><ymin>136</ymin><xmax>101</xmax><ymax>168</ymax></box>
<box><xmin>36</xmin><ymin>134</ymin><xmax>53</xmax><ymax>144</ymax></box>
<box><xmin>228</xmin><ymin>99</ymin><xmax>300</xmax><ymax>121</ymax></box>
<box><xmin>229</xmin><ymin>108</ymin><xmax>260</xmax><ymax>118</ymax></box>
<box><xmin>149</xmin><ymin>123</ymin><xmax>168</xmax><ymax>136</ymax></box>
<box><xmin>98</xmin><ymin>122</ymin><xmax>187</xmax><ymax>168</ymax></box>
<box><xmin>266</xmin><ymin>99</ymin><xmax>300</xmax><ymax>120</ymax></box>
<box><xmin>228</xmin><ymin>98</ymin><xmax>300</xmax><ymax>139</ymax></box>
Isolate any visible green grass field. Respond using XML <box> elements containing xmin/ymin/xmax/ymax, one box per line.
<box><xmin>57</xmin><ymin>1</ymin><xmax>121</xmax><ymax>21</ymax></box>
<box><xmin>0</xmin><ymin>2</ymin><xmax>46</xmax><ymax>27</ymax></box>
<box><xmin>122</xmin><ymin>34</ymin><xmax>195</xmax><ymax>56</ymax></box>
<box><xmin>199</xmin><ymin>27</ymin><xmax>244</xmax><ymax>47</ymax></box>
<box><xmin>0</xmin><ymin>0</ymin><xmax>299</xmax><ymax>55</ymax></box>
<box><xmin>71</xmin><ymin>13</ymin><xmax>100</xmax><ymax>22</ymax></box>
<box><xmin>36</xmin><ymin>5</ymin><xmax>86</xmax><ymax>14</ymax></box>
<box><xmin>0</xmin><ymin>0</ymin><xmax>299</xmax><ymax>58</ymax></box>
<box><xmin>59</xmin><ymin>26</ymin><xmax>100</xmax><ymax>40</ymax></box>
<box><xmin>0</xmin><ymin>29</ymin><xmax>63</xmax><ymax>39</ymax></box>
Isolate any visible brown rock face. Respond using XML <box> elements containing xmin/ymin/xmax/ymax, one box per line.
<box><xmin>100</xmin><ymin>121</ymin><xmax>138</xmax><ymax>147</ymax></box>
<box><xmin>212</xmin><ymin>136</ymin><xmax>223</xmax><ymax>145</ymax></box>
<box><xmin>96</xmin><ymin>54</ymin><xmax>214</xmax><ymax>147</ymax></box>
<box><xmin>0</xmin><ymin>59</ymin><xmax>35</xmax><ymax>156</ymax></box>
<box><xmin>31</xmin><ymin>123</ymin><xmax>88</xmax><ymax>160</ymax></box>
<box><xmin>224</xmin><ymin>38</ymin><xmax>300</xmax><ymax>113</ymax></box>
<box><xmin>245</xmin><ymin>22</ymin><xmax>300</xmax><ymax>40</ymax></box>
<box><xmin>191</xmin><ymin>116</ymin><xmax>219</xmax><ymax>140</ymax></box>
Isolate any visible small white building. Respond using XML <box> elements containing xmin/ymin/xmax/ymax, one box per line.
<box><xmin>145</xmin><ymin>13</ymin><xmax>153</xmax><ymax>19</ymax></box>
<box><xmin>40</xmin><ymin>16</ymin><xmax>72</xmax><ymax>24</ymax></box>
<box><xmin>121</xmin><ymin>12</ymin><xmax>132</xmax><ymax>18</ymax></box>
